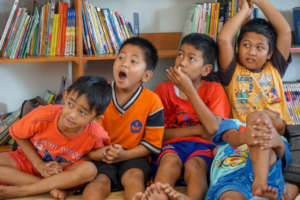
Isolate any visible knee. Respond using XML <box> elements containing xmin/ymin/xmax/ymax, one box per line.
<box><xmin>77</xmin><ymin>161</ymin><xmax>98</xmax><ymax>182</ymax></box>
<box><xmin>159</xmin><ymin>154</ymin><xmax>182</xmax><ymax>169</ymax></box>
<box><xmin>121</xmin><ymin>168</ymin><xmax>144</xmax><ymax>187</ymax></box>
<box><xmin>184</xmin><ymin>158</ymin><xmax>207</xmax><ymax>174</ymax></box>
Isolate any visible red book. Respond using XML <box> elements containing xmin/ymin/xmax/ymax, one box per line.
<box><xmin>60</xmin><ymin>2</ymin><xmax>68</xmax><ymax>56</ymax></box>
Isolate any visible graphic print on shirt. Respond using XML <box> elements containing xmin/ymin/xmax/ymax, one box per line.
<box><xmin>42</xmin><ymin>149</ymin><xmax>67</xmax><ymax>162</ymax></box>
<box><xmin>235</xmin><ymin>74</ymin><xmax>253</xmax><ymax>104</ymax></box>
<box><xmin>171</xmin><ymin>112</ymin><xmax>200</xmax><ymax>127</ymax></box>
<box><xmin>130</xmin><ymin>120</ymin><xmax>143</xmax><ymax>133</ymax></box>
<box><xmin>214</xmin><ymin>144</ymin><xmax>249</xmax><ymax>169</ymax></box>
<box><xmin>256</xmin><ymin>74</ymin><xmax>281</xmax><ymax>104</ymax></box>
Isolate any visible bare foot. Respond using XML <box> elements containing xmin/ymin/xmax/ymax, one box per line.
<box><xmin>282</xmin><ymin>182</ymin><xmax>299</xmax><ymax>200</ymax></box>
<box><xmin>252</xmin><ymin>182</ymin><xmax>278</xmax><ymax>200</ymax></box>
<box><xmin>144</xmin><ymin>183</ymin><xmax>168</xmax><ymax>200</ymax></box>
<box><xmin>50</xmin><ymin>189</ymin><xmax>67</xmax><ymax>200</ymax></box>
<box><xmin>159</xmin><ymin>183</ymin><xmax>190</xmax><ymax>200</ymax></box>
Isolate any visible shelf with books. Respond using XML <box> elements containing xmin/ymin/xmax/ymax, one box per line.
<box><xmin>0</xmin><ymin>145</ymin><xmax>12</xmax><ymax>153</ymax></box>
<box><xmin>0</xmin><ymin>56</ymin><xmax>79</xmax><ymax>63</ymax></box>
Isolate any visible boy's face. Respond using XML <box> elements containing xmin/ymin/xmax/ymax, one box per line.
<box><xmin>175</xmin><ymin>43</ymin><xmax>212</xmax><ymax>82</ymax></box>
<box><xmin>113</xmin><ymin>44</ymin><xmax>152</xmax><ymax>91</ymax></box>
<box><xmin>238</xmin><ymin>32</ymin><xmax>272</xmax><ymax>71</ymax></box>
<box><xmin>59</xmin><ymin>91</ymin><xmax>98</xmax><ymax>135</ymax></box>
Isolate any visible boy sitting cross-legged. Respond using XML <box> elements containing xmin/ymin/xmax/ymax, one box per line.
<box><xmin>149</xmin><ymin>33</ymin><xmax>230</xmax><ymax>200</ymax></box>
<box><xmin>83</xmin><ymin>37</ymin><xmax>165</xmax><ymax>200</ymax></box>
<box><xmin>0</xmin><ymin>75</ymin><xmax>112</xmax><ymax>199</ymax></box>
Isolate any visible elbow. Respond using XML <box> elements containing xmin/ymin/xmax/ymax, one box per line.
<box><xmin>207</xmin><ymin>125</ymin><xmax>219</xmax><ymax>136</ymax></box>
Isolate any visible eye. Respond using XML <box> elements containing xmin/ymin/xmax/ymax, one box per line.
<box><xmin>243</xmin><ymin>43</ymin><xmax>250</xmax><ymax>48</ymax></box>
<box><xmin>131</xmin><ymin>59</ymin><xmax>138</xmax><ymax>64</ymax></box>
<box><xmin>118</xmin><ymin>55</ymin><xmax>124</xmax><ymax>60</ymax></box>
<box><xmin>177</xmin><ymin>52</ymin><xmax>183</xmax><ymax>58</ymax></box>
<box><xmin>189</xmin><ymin>57</ymin><xmax>195</xmax><ymax>62</ymax></box>
<box><xmin>257</xmin><ymin>46</ymin><xmax>264</xmax><ymax>51</ymax></box>
<box><xmin>80</xmin><ymin>110</ymin><xmax>87</xmax><ymax>116</ymax></box>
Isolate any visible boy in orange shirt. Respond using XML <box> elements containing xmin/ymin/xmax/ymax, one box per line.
<box><xmin>83</xmin><ymin>37</ymin><xmax>164</xmax><ymax>200</ymax></box>
<box><xmin>0</xmin><ymin>75</ymin><xmax>111</xmax><ymax>199</ymax></box>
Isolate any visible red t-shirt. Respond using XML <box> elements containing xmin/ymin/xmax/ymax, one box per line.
<box><xmin>155</xmin><ymin>81</ymin><xmax>230</xmax><ymax>143</ymax></box>
<box><xmin>10</xmin><ymin>105</ymin><xmax>110</xmax><ymax>162</ymax></box>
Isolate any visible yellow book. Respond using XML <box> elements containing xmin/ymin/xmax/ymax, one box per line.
<box><xmin>50</xmin><ymin>14</ymin><xmax>59</xmax><ymax>56</ymax></box>
<box><xmin>214</xmin><ymin>3</ymin><xmax>220</xmax><ymax>40</ymax></box>
<box><xmin>209</xmin><ymin>3</ymin><xmax>215</xmax><ymax>37</ymax></box>
<box><xmin>231</xmin><ymin>0</ymin><xmax>235</xmax><ymax>17</ymax></box>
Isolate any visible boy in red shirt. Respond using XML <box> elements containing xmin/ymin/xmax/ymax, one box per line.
<box><xmin>152</xmin><ymin>33</ymin><xmax>230</xmax><ymax>200</ymax></box>
<box><xmin>0</xmin><ymin>75</ymin><xmax>111</xmax><ymax>199</ymax></box>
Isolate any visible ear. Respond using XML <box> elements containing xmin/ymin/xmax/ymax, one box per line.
<box><xmin>201</xmin><ymin>64</ymin><xmax>213</xmax><ymax>77</ymax></box>
<box><xmin>141</xmin><ymin>70</ymin><xmax>153</xmax><ymax>83</ymax></box>
<box><xmin>267</xmin><ymin>52</ymin><xmax>273</xmax><ymax>60</ymax></box>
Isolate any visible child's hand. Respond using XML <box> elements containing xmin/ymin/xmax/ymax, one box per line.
<box><xmin>103</xmin><ymin>144</ymin><xmax>126</xmax><ymax>163</ymax></box>
<box><xmin>36</xmin><ymin>161</ymin><xmax>63</xmax><ymax>177</ymax></box>
<box><xmin>167</xmin><ymin>66</ymin><xmax>194</xmax><ymax>97</ymax></box>
<box><xmin>239</xmin><ymin>0</ymin><xmax>254</xmax><ymax>16</ymax></box>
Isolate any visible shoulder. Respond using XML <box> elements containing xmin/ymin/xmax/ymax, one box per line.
<box><xmin>88</xmin><ymin>122</ymin><xmax>109</xmax><ymax>138</ymax></box>
<box><xmin>155</xmin><ymin>81</ymin><xmax>173</xmax><ymax>92</ymax></box>
<box><xmin>200</xmin><ymin>80</ymin><xmax>225</xmax><ymax>93</ymax></box>
<box><xmin>24</xmin><ymin>104</ymin><xmax>62</xmax><ymax>123</ymax></box>
<box><xmin>141</xmin><ymin>87</ymin><xmax>163</xmax><ymax>104</ymax></box>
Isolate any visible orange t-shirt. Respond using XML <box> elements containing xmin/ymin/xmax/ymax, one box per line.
<box><xmin>101</xmin><ymin>82</ymin><xmax>164</xmax><ymax>154</ymax></box>
<box><xmin>10</xmin><ymin>105</ymin><xmax>110</xmax><ymax>162</ymax></box>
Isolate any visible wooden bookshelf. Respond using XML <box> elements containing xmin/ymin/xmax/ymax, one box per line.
<box><xmin>0</xmin><ymin>0</ymin><xmax>181</xmax><ymax>81</ymax></box>
<box><xmin>0</xmin><ymin>145</ymin><xmax>12</xmax><ymax>152</ymax></box>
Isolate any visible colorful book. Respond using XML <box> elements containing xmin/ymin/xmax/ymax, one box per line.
<box><xmin>293</xmin><ymin>7</ymin><xmax>300</xmax><ymax>45</ymax></box>
<box><xmin>0</xmin><ymin>0</ymin><xmax>19</xmax><ymax>53</ymax></box>
<box><xmin>82</xmin><ymin>3</ymin><xmax>92</xmax><ymax>55</ymax></box>
<box><xmin>50</xmin><ymin>14</ymin><xmax>59</xmax><ymax>56</ymax></box>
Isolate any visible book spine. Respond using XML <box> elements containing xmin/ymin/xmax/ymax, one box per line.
<box><xmin>4</xmin><ymin>8</ymin><xmax>23</xmax><ymax>57</ymax></box>
<box><xmin>46</xmin><ymin>0</ymin><xmax>55</xmax><ymax>56</ymax></box>
<box><xmin>102</xmin><ymin>8</ymin><xmax>119</xmax><ymax>52</ymax></box>
<box><xmin>50</xmin><ymin>14</ymin><xmax>59</xmax><ymax>56</ymax></box>
<box><xmin>71</xmin><ymin>9</ymin><xmax>76</xmax><ymax>56</ymax></box>
<box><xmin>24</xmin><ymin>8</ymin><xmax>39</xmax><ymax>58</ymax></box>
<box><xmin>56</xmin><ymin>2</ymin><xmax>64</xmax><ymax>56</ymax></box>
<box><xmin>294</xmin><ymin>8</ymin><xmax>300</xmax><ymax>45</ymax></box>
<box><xmin>0</xmin><ymin>0</ymin><xmax>19</xmax><ymax>52</ymax></box>
<box><xmin>90</xmin><ymin>5</ymin><xmax>105</xmax><ymax>54</ymax></box>
<box><xmin>1</xmin><ymin>8</ymin><xmax>19</xmax><ymax>57</ymax></box>
<box><xmin>17</xmin><ymin>15</ymin><xmax>33</xmax><ymax>58</ymax></box>
<box><xmin>65</xmin><ymin>9</ymin><xmax>71</xmax><ymax>56</ymax></box>
<box><xmin>96</xmin><ymin>7</ymin><xmax>113</xmax><ymax>54</ymax></box>
<box><xmin>61</xmin><ymin>2</ymin><xmax>68</xmax><ymax>56</ymax></box>
<box><xmin>93</xmin><ymin>6</ymin><xmax>108</xmax><ymax>54</ymax></box>
<box><xmin>82</xmin><ymin>3</ymin><xmax>92</xmax><ymax>55</ymax></box>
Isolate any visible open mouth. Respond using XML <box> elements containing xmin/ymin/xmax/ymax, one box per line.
<box><xmin>246</xmin><ymin>58</ymin><xmax>255</xmax><ymax>63</ymax></box>
<box><xmin>119</xmin><ymin>71</ymin><xmax>127</xmax><ymax>80</ymax></box>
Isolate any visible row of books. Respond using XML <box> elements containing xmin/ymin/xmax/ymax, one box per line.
<box><xmin>182</xmin><ymin>0</ymin><xmax>240</xmax><ymax>40</ymax></box>
<box><xmin>0</xmin><ymin>0</ymin><xmax>76</xmax><ymax>58</ymax></box>
<box><xmin>284</xmin><ymin>82</ymin><xmax>300</xmax><ymax>125</ymax></box>
<box><xmin>0</xmin><ymin>110</ymin><xmax>20</xmax><ymax>146</ymax></box>
<box><xmin>82</xmin><ymin>0</ymin><xmax>136</xmax><ymax>56</ymax></box>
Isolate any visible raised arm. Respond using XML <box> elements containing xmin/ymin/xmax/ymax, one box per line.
<box><xmin>253</xmin><ymin>0</ymin><xmax>291</xmax><ymax>60</ymax></box>
<box><xmin>217</xmin><ymin>0</ymin><xmax>253</xmax><ymax>70</ymax></box>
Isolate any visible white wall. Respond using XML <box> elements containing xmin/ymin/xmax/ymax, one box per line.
<box><xmin>0</xmin><ymin>0</ymin><xmax>299</xmax><ymax>113</ymax></box>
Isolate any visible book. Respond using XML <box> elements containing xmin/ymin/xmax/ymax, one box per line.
<box><xmin>133</xmin><ymin>12</ymin><xmax>140</xmax><ymax>36</ymax></box>
<box><xmin>293</xmin><ymin>7</ymin><xmax>300</xmax><ymax>45</ymax></box>
<box><xmin>82</xmin><ymin>3</ymin><xmax>92</xmax><ymax>55</ymax></box>
<box><xmin>96</xmin><ymin>6</ymin><xmax>113</xmax><ymax>54</ymax></box>
<box><xmin>0</xmin><ymin>0</ymin><xmax>19</xmax><ymax>53</ymax></box>
<box><xmin>60</xmin><ymin>2</ymin><xmax>69</xmax><ymax>56</ymax></box>
<box><xmin>50</xmin><ymin>14</ymin><xmax>59</xmax><ymax>56</ymax></box>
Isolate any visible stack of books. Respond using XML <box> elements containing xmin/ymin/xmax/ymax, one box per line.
<box><xmin>284</xmin><ymin>81</ymin><xmax>300</xmax><ymax>125</ymax></box>
<box><xmin>0</xmin><ymin>110</ymin><xmax>20</xmax><ymax>146</ymax></box>
<box><xmin>182</xmin><ymin>0</ymin><xmax>242</xmax><ymax>40</ymax></box>
<box><xmin>0</xmin><ymin>0</ymin><xmax>76</xmax><ymax>58</ymax></box>
<box><xmin>82</xmin><ymin>0</ymin><xmax>136</xmax><ymax>56</ymax></box>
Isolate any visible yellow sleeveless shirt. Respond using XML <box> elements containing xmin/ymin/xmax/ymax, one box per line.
<box><xmin>225</xmin><ymin>62</ymin><xmax>293</xmax><ymax>124</ymax></box>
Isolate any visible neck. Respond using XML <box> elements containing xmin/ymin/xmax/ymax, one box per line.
<box><xmin>57</xmin><ymin>115</ymin><xmax>84</xmax><ymax>137</ymax></box>
<box><xmin>115</xmin><ymin>84</ymin><xmax>141</xmax><ymax>106</ymax></box>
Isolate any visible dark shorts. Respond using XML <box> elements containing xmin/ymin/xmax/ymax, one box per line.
<box><xmin>93</xmin><ymin>157</ymin><xmax>151</xmax><ymax>191</ymax></box>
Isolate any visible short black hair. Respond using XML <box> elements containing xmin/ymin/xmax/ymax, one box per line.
<box><xmin>119</xmin><ymin>37</ymin><xmax>158</xmax><ymax>71</ymax></box>
<box><xmin>237</xmin><ymin>18</ymin><xmax>277</xmax><ymax>53</ymax></box>
<box><xmin>67</xmin><ymin>76</ymin><xmax>112</xmax><ymax>116</ymax></box>
<box><xmin>180</xmin><ymin>33</ymin><xmax>218</xmax><ymax>66</ymax></box>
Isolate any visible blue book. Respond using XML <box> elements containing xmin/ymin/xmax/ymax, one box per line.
<box><xmin>293</xmin><ymin>7</ymin><xmax>300</xmax><ymax>45</ymax></box>
<box><xmin>133</xmin><ymin>12</ymin><xmax>139</xmax><ymax>36</ymax></box>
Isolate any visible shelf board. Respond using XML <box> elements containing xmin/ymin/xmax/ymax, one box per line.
<box><xmin>0</xmin><ymin>145</ymin><xmax>12</xmax><ymax>152</ymax></box>
<box><xmin>0</xmin><ymin>56</ymin><xmax>79</xmax><ymax>63</ymax></box>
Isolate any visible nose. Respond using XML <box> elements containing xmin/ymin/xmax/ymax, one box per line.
<box><xmin>177</xmin><ymin>56</ymin><xmax>187</xmax><ymax>67</ymax></box>
<box><xmin>249</xmin><ymin>47</ymin><xmax>256</xmax><ymax>55</ymax></box>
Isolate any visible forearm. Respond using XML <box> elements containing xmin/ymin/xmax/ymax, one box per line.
<box><xmin>274</xmin><ymin>139</ymin><xmax>285</xmax><ymax>158</ymax></box>
<box><xmin>16</xmin><ymin>139</ymin><xmax>44</xmax><ymax>168</ymax></box>
<box><xmin>222</xmin><ymin>129</ymin><xmax>245</xmax><ymax>147</ymax></box>
<box><xmin>163</xmin><ymin>126</ymin><xmax>210</xmax><ymax>141</ymax></box>
<box><xmin>121</xmin><ymin>145</ymin><xmax>151</xmax><ymax>161</ymax></box>
<box><xmin>218</xmin><ymin>7</ymin><xmax>250</xmax><ymax>45</ymax></box>
<box><xmin>87</xmin><ymin>148</ymin><xmax>106</xmax><ymax>161</ymax></box>
<box><xmin>255</xmin><ymin>0</ymin><xmax>291</xmax><ymax>37</ymax></box>
<box><xmin>185</xmin><ymin>89</ymin><xmax>219</xmax><ymax>135</ymax></box>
